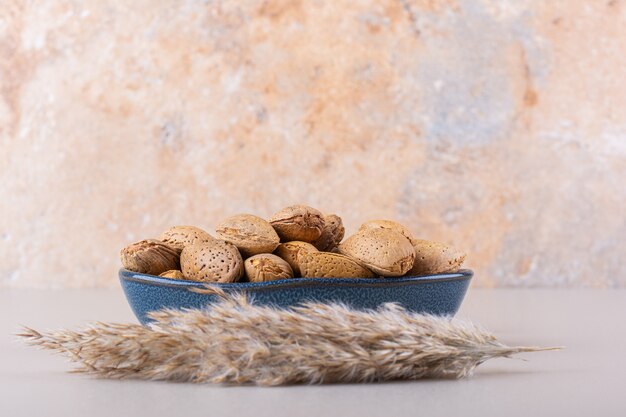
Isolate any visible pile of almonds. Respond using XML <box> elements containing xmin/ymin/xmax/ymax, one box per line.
<box><xmin>120</xmin><ymin>204</ymin><xmax>466</xmax><ymax>283</ymax></box>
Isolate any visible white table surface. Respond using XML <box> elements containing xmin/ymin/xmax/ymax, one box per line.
<box><xmin>2</xmin><ymin>288</ymin><xmax>625</xmax><ymax>417</ymax></box>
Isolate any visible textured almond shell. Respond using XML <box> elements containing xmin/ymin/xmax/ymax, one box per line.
<box><xmin>358</xmin><ymin>220</ymin><xmax>418</xmax><ymax>246</ymax></box>
<box><xmin>120</xmin><ymin>239</ymin><xmax>181</xmax><ymax>275</ymax></box>
<box><xmin>159</xmin><ymin>270</ymin><xmax>185</xmax><ymax>280</ymax></box>
<box><xmin>338</xmin><ymin>228</ymin><xmax>415</xmax><ymax>277</ymax></box>
<box><xmin>159</xmin><ymin>226</ymin><xmax>214</xmax><ymax>250</ymax></box>
<box><xmin>180</xmin><ymin>241</ymin><xmax>243</xmax><ymax>283</ymax></box>
<box><xmin>244</xmin><ymin>254</ymin><xmax>294</xmax><ymax>283</ymax></box>
<box><xmin>299</xmin><ymin>252</ymin><xmax>375</xmax><ymax>278</ymax></box>
<box><xmin>312</xmin><ymin>214</ymin><xmax>345</xmax><ymax>251</ymax></box>
<box><xmin>274</xmin><ymin>241</ymin><xmax>318</xmax><ymax>276</ymax></box>
<box><xmin>215</xmin><ymin>214</ymin><xmax>280</xmax><ymax>257</ymax></box>
<box><xmin>269</xmin><ymin>205</ymin><xmax>325</xmax><ymax>243</ymax></box>
<box><xmin>408</xmin><ymin>240</ymin><xmax>466</xmax><ymax>275</ymax></box>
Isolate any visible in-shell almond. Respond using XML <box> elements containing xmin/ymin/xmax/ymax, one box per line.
<box><xmin>269</xmin><ymin>205</ymin><xmax>325</xmax><ymax>243</ymax></box>
<box><xmin>215</xmin><ymin>214</ymin><xmax>280</xmax><ymax>257</ymax></box>
<box><xmin>338</xmin><ymin>228</ymin><xmax>415</xmax><ymax>277</ymax></box>
<box><xmin>120</xmin><ymin>239</ymin><xmax>181</xmax><ymax>275</ymax></box>
<box><xmin>300</xmin><ymin>252</ymin><xmax>375</xmax><ymax>278</ymax></box>
<box><xmin>180</xmin><ymin>241</ymin><xmax>243</xmax><ymax>283</ymax></box>
<box><xmin>159</xmin><ymin>226</ymin><xmax>214</xmax><ymax>250</ymax></box>
<box><xmin>274</xmin><ymin>241</ymin><xmax>318</xmax><ymax>276</ymax></box>
<box><xmin>159</xmin><ymin>269</ymin><xmax>185</xmax><ymax>280</ymax></box>
<box><xmin>408</xmin><ymin>240</ymin><xmax>466</xmax><ymax>275</ymax></box>
<box><xmin>358</xmin><ymin>220</ymin><xmax>417</xmax><ymax>246</ymax></box>
<box><xmin>244</xmin><ymin>254</ymin><xmax>294</xmax><ymax>283</ymax></box>
<box><xmin>312</xmin><ymin>214</ymin><xmax>345</xmax><ymax>251</ymax></box>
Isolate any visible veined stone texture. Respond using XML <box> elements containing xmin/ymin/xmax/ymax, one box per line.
<box><xmin>0</xmin><ymin>0</ymin><xmax>624</xmax><ymax>288</ymax></box>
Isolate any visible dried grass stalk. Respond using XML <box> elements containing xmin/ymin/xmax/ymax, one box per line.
<box><xmin>19</xmin><ymin>288</ymin><xmax>556</xmax><ymax>385</ymax></box>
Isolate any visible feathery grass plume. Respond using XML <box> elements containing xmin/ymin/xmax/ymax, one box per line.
<box><xmin>19</xmin><ymin>287</ymin><xmax>558</xmax><ymax>385</ymax></box>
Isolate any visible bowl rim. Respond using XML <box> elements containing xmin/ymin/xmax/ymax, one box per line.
<box><xmin>119</xmin><ymin>268</ymin><xmax>473</xmax><ymax>290</ymax></box>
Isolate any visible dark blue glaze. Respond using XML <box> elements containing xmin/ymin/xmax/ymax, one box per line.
<box><xmin>119</xmin><ymin>269</ymin><xmax>473</xmax><ymax>325</ymax></box>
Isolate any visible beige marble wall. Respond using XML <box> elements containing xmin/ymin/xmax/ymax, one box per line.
<box><xmin>1</xmin><ymin>0</ymin><xmax>624</xmax><ymax>288</ymax></box>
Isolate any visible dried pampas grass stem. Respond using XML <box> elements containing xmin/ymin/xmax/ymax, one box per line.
<box><xmin>19</xmin><ymin>288</ymin><xmax>557</xmax><ymax>385</ymax></box>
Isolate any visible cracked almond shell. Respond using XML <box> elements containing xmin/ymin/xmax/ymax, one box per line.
<box><xmin>215</xmin><ymin>214</ymin><xmax>280</xmax><ymax>257</ymax></box>
<box><xmin>120</xmin><ymin>239</ymin><xmax>181</xmax><ymax>275</ymax></box>
<box><xmin>299</xmin><ymin>251</ymin><xmax>375</xmax><ymax>278</ymax></box>
<box><xmin>159</xmin><ymin>269</ymin><xmax>185</xmax><ymax>280</ymax></box>
<box><xmin>244</xmin><ymin>254</ymin><xmax>294</xmax><ymax>283</ymax></box>
<box><xmin>159</xmin><ymin>226</ymin><xmax>214</xmax><ymax>250</ymax></box>
<box><xmin>312</xmin><ymin>214</ymin><xmax>345</xmax><ymax>251</ymax></box>
<box><xmin>269</xmin><ymin>205</ymin><xmax>325</xmax><ymax>243</ymax></box>
<box><xmin>274</xmin><ymin>241</ymin><xmax>318</xmax><ymax>276</ymax></box>
<box><xmin>180</xmin><ymin>241</ymin><xmax>243</xmax><ymax>283</ymax></box>
<box><xmin>408</xmin><ymin>240</ymin><xmax>466</xmax><ymax>275</ymax></box>
<box><xmin>338</xmin><ymin>228</ymin><xmax>415</xmax><ymax>277</ymax></box>
<box><xmin>358</xmin><ymin>219</ymin><xmax>417</xmax><ymax>246</ymax></box>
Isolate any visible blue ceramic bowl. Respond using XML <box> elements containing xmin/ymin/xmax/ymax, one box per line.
<box><xmin>119</xmin><ymin>269</ymin><xmax>473</xmax><ymax>325</ymax></box>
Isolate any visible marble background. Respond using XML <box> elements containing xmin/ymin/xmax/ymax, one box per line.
<box><xmin>1</xmin><ymin>0</ymin><xmax>624</xmax><ymax>288</ymax></box>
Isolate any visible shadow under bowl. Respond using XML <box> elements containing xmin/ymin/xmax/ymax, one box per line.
<box><xmin>119</xmin><ymin>269</ymin><xmax>473</xmax><ymax>325</ymax></box>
